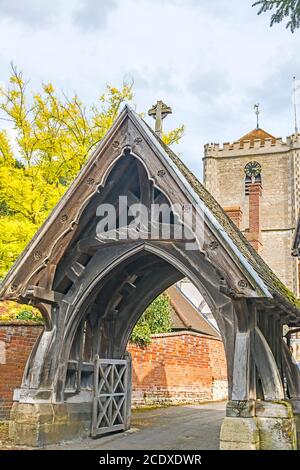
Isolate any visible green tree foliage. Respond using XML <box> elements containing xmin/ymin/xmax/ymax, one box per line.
<box><xmin>253</xmin><ymin>0</ymin><xmax>300</xmax><ymax>32</ymax></box>
<box><xmin>0</xmin><ymin>300</ymin><xmax>43</xmax><ymax>322</ymax></box>
<box><xmin>0</xmin><ymin>66</ymin><xmax>184</xmax><ymax>279</ymax></box>
<box><xmin>130</xmin><ymin>293</ymin><xmax>174</xmax><ymax>346</ymax></box>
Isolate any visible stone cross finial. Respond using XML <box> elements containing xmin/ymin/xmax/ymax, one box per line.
<box><xmin>148</xmin><ymin>100</ymin><xmax>172</xmax><ymax>138</ymax></box>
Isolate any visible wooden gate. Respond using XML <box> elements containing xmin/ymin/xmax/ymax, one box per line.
<box><xmin>91</xmin><ymin>354</ymin><xmax>131</xmax><ymax>437</ymax></box>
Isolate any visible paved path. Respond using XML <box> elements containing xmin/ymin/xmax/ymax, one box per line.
<box><xmin>48</xmin><ymin>402</ymin><xmax>225</xmax><ymax>450</ymax></box>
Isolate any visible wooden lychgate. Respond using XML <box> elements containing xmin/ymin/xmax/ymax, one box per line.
<box><xmin>1</xmin><ymin>105</ymin><xmax>300</xmax><ymax>449</ymax></box>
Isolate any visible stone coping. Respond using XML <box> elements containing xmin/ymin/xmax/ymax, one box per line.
<box><xmin>0</xmin><ymin>321</ymin><xmax>44</xmax><ymax>327</ymax></box>
<box><xmin>0</xmin><ymin>323</ymin><xmax>221</xmax><ymax>339</ymax></box>
<box><xmin>132</xmin><ymin>330</ymin><xmax>223</xmax><ymax>342</ymax></box>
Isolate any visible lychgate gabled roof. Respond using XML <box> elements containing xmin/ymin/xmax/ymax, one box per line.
<box><xmin>0</xmin><ymin>105</ymin><xmax>299</xmax><ymax>315</ymax></box>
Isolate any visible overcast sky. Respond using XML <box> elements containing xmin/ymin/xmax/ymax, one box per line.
<box><xmin>0</xmin><ymin>0</ymin><xmax>299</xmax><ymax>179</ymax></box>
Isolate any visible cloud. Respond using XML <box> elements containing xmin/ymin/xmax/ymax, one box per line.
<box><xmin>0</xmin><ymin>0</ymin><xmax>60</xmax><ymax>27</ymax></box>
<box><xmin>0</xmin><ymin>0</ymin><xmax>117</xmax><ymax>31</ymax></box>
<box><xmin>189</xmin><ymin>73</ymin><xmax>230</xmax><ymax>106</ymax></box>
<box><xmin>0</xmin><ymin>0</ymin><xmax>299</xmax><ymax>180</ymax></box>
<box><xmin>72</xmin><ymin>0</ymin><xmax>117</xmax><ymax>31</ymax></box>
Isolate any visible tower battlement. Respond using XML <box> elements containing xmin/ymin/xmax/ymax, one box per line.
<box><xmin>203</xmin><ymin>126</ymin><xmax>300</xmax><ymax>297</ymax></box>
<box><xmin>204</xmin><ymin>132</ymin><xmax>300</xmax><ymax>158</ymax></box>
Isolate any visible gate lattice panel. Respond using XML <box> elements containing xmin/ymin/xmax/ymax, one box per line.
<box><xmin>92</xmin><ymin>355</ymin><xmax>131</xmax><ymax>437</ymax></box>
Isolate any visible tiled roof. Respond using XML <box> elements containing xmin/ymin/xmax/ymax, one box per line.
<box><xmin>238</xmin><ymin>127</ymin><xmax>276</xmax><ymax>145</ymax></box>
<box><xmin>167</xmin><ymin>286</ymin><xmax>220</xmax><ymax>338</ymax></box>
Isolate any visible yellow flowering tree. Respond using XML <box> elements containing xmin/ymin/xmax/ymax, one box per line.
<box><xmin>0</xmin><ymin>66</ymin><xmax>184</xmax><ymax>281</ymax></box>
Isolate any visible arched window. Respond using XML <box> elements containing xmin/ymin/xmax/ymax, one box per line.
<box><xmin>244</xmin><ymin>161</ymin><xmax>262</xmax><ymax>195</ymax></box>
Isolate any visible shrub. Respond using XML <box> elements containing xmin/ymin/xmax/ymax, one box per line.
<box><xmin>0</xmin><ymin>301</ymin><xmax>43</xmax><ymax>323</ymax></box>
<box><xmin>130</xmin><ymin>293</ymin><xmax>173</xmax><ymax>347</ymax></box>
<box><xmin>15</xmin><ymin>308</ymin><xmax>43</xmax><ymax>322</ymax></box>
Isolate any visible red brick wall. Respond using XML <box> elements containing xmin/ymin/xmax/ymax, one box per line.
<box><xmin>246</xmin><ymin>182</ymin><xmax>263</xmax><ymax>253</ymax></box>
<box><xmin>128</xmin><ymin>331</ymin><xmax>227</xmax><ymax>405</ymax></box>
<box><xmin>0</xmin><ymin>322</ymin><xmax>43</xmax><ymax>420</ymax></box>
<box><xmin>0</xmin><ymin>326</ymin><xmax>227</xmax><ymax>419</ymax></box>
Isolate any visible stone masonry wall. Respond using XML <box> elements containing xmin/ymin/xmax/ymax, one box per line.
<box><xmin>0</xmin><ymin>325</ymin><xmax>227</xmax><ymax>420</ymax></box>
<box><xmin>203</xmin><ymin>140</ymin><xmax>300</xmax><ymax>295</ymax></box>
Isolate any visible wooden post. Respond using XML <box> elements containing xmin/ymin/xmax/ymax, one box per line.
<box><xmin>92</xmin><ymin>354</ymin><xmax>100</xmax><ymax>437</ymax></box>
<box><xmin>232</xmin><ymin>299</ymin><xmax>251</xmax><ymax>401</ymax></box>
<box><xmin>248</xmin><ymin>300</ymin><xmax>257</xmax><ymax>400</ymax></box>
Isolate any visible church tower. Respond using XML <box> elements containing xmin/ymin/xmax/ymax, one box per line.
<box><xmin>203</xmin><ymin>127</ymin><xmax>300</xmax><ymax>296</ymax></box>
